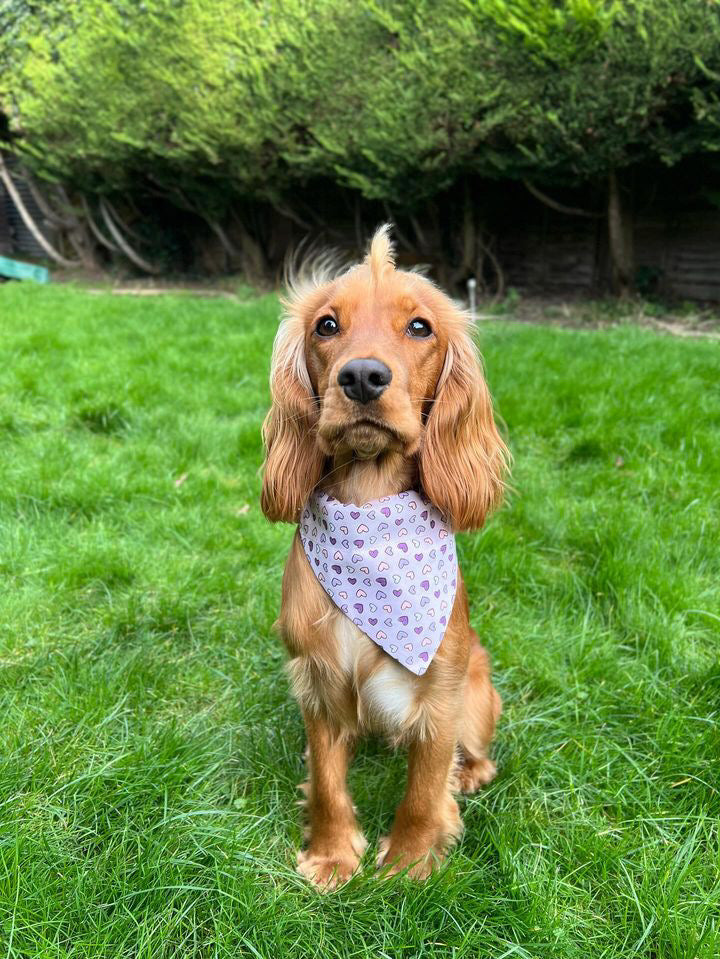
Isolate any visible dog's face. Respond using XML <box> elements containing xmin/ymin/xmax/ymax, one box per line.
<box><xmin>262</xmin><ymin>226</ymin><xmax>509</xmax><ymax>530</ymax></box>
<box><xmin>305</xmin><ymin>265</ymin><xmax>447</xmax><ymax>460</ymax></box>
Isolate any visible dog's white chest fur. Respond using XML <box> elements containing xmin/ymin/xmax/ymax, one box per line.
<box><xmin>334</xmin><ymin>615</ymin><xmax>419</xmax><ymax>731</ymax></box>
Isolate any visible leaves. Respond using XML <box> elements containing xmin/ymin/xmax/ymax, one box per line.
<box><xmin>2</xmin><ymin>0</ymin><xmax>720</xmax><ymax>208</ymax></box>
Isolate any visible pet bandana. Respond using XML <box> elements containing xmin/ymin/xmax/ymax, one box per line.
<box><xmin>299</xmin><ymin>491</ymin><xmax>458</xmax><ymax>676</ymax></box>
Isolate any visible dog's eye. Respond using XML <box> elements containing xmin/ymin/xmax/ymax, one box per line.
<box><xmin>407</xmin><ymin>318</ymin><xmax>432</xmax><ymax>338</ymax></box>
<box><xmin>315</xmin><ymin>315</ymin><xmax>339</xmax><ymax>337</ymax></box>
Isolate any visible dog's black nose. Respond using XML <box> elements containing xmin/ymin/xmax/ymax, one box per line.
<box><xmin>337</xmin><ymin>358</ymin><xmax>392</xmax><ymax>404</ymax></box>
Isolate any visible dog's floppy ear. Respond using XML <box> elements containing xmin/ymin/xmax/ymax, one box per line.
<box><xmin>419</xmin><ymin>321</ymin><xmax>509</xmax><ymax>532</ymax></box>
<box><xmin>261</xmin><ymin>314</ymin><xmax>326</xmax><ymax>523</ymax></box>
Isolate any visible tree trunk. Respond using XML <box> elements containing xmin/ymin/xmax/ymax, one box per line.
<box><xmin>54</xmin><ymin>186</ymin><xmax>102</xmax><ymax>270</ymax></box>
<box><xmin>232</xmin><ymin>214</ymin><xmax>269</xmax><ymax>285</ymax></box>
<box><xmin>66</xmin><ymin>222</ymin><xmax>102</xmax><ymax>270</ymax></box>
<box><xmin>461</xmin><ymin>178</ymin><xmax>477</xmax><ymax>278</ymax></box>
<box><xmin>607</xmin><ymin>170</ymin><xmax>634</xmax><ymax>298</ymax></box>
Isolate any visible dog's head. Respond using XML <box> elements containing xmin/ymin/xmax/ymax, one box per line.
<box><xmin>262</xmin><ymin>225</ymin><xmax>509</xmax><ymax>530</ymax></box>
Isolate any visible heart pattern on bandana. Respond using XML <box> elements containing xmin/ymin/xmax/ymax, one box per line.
<box><xmin>299</xmin><ymin>490</ymin><xmax>457</xmax><ymax>676</ymax></box>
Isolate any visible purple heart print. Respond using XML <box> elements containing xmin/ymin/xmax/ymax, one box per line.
<box><xmin>299</xmin><ymin>490</ymin><xmax>458</xmax><ymax>676</ymax></box>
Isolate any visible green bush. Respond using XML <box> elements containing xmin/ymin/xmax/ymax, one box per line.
<box><xmin>2</xmin><ymin>0</ymin><xmax>719</xmax><ymax>281</ymax></box>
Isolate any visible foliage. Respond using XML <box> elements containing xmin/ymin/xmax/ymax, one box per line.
<box><xmin>471</xmin><ymin>0</ymin><xmax>621</xmax><ymax>65</ymax></box>
<box><xmin>485</xmin><ymin>0</ymin><xmax>720</xmax><ymax>180</ymax></box>
<box><xmin>0</xmin><ymin>283</ymin><xmax>718</xmax><ymax>956</ymax></box>
<box><xmin>3</xmin><ymin>1</ymin><xmax>287</xmax><ymax>206</ymax></box>
<box><xmin>0</xmin><ymin>1</ymin><xmax>69</xmax><ymax>75</ymax></box>
<box><xmin>2</xmin><ymin>0</ymin><xmax>720</xmax><ymax>212</ymax></box>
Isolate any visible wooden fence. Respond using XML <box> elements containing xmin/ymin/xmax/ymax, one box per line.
<box><xmin>497</xmin><ymin>205</ymin><xmax>720</xmax><ymax>301</ymax></box>
<box><xmin>2</xmin><ymin>164</ymin><xmax>719</xmax><ymax>300</ymax></box>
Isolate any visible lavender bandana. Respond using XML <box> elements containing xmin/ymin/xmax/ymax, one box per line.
<box><xmin>299</xmin><ymin>491</ymin><xmax>458</xmax><ymax>676</ymax></box>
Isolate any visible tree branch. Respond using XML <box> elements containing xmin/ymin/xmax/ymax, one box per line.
<box><xmin>99</xmin><ymin>197</ymin><xmax>159</xmax><ymax>273</ymax></box>
<box><xmin>274</xmin><ymin>202</ymin><xmax>313</xmax><ymax>231</ymax></box>
<box><xmin>409</xmin><ymin>214</ymin><xmax>428</xmax><ymax>250</ymax></box>
<box><xmin>478</xmin><ymin>237</ymin><xmax>505</xmax><ymax>300</ymax></box>
<box><xmin>81</xmin><ymin>196</ymin><xmax>119</xmax><ymax>252</ymax></box>
<box><xmin>21</xmin><ymin>167</ymin><xmax>76</xmax><ymax>229</ymax></box>
<box><xmin>206</xmin><ymin>218</ymin><xmax>239</xmax><ymax>260</ymax></box>
<box><xmin>105</xmin><ymin>197</ymin><xmax>145</xmax><ymax>241</ymax></box>
<box><xmin>382</xmin><ymin>202</ymin><xmax>415</xmax><ymax>253</ymax></box>
<box><xmin>523</xmin><ymin>179</ymin><xmax>603</xmax><ymax>218</ymax></box>
<box><xmin>0</xmin><ymin>154</ymin><xmax>80</xmax><ymax>268</ymax></box>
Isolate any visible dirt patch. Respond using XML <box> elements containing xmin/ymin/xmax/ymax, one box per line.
<box><xmin>475</xmin><ymin>294</ymin><xmax>720</xmax><ymax>339</ymax></box>
<box><xmin>46</xmin><ymin>271</ymin><xmax>720</xmax><ymax>338</ymax></box>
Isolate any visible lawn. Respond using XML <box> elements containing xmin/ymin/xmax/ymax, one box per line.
<box><xmin>0</xmin><ymin>283</ymin><xmax>718</xmax><ymax>959</ymax></box>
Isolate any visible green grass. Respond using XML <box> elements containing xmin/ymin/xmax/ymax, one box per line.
<box><xmin>1</xmin><ymin>283</ymin><xmax>718</xmax><ymax>959</ymax></box>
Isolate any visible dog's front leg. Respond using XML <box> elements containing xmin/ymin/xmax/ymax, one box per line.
<box><xmin>378</xmin><ymin>724</ymin><xmax>463</xmax><ymax>879</ymax></box>
<box><xmin>296</xmin><ymin>711</ymin><xmax>367</xmax><ymax>890</ymax></box>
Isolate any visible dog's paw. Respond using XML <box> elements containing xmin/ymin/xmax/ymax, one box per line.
<box><xmin>455</xmin><ymin>757</ymin><xmax>497</xmax><ymax>794</ymax></box>
<box><xmin>296</xmin><ymin>831</ymin><xmax>367</xmax><ymax>891</ymax></box>
<box><xmin>375</xmin><ymin>835</ymin><xmax>445</xmax><ymax>880</ymax></box>
<box><xmin>376</xmin><ymin>799</ymin><xmax>462</xmax><ymax>880</ymax></box>
<box><xmin>374</xmin><ymin>836</ymin><xmax>425</xmax><ymax>879</ymax></box>
<box><xmin>296</xmin><ymin>847</ymin><xmax>363</xmax><ymax>891</ymax></box>
<box><xmin>296</xmin><ymin>851</ymin><xmax>358</xmax><ymax>890</ymax></box>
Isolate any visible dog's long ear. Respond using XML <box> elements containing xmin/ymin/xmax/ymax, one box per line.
<box><xmin>261</xmin><ymin>314</ymin><xmax>326</xmax><ymax>523</ymax></box>
<box><xmin>419</xmin><ymin>321</ymin><xmax>510</xmax><ymax>532</ymax></box>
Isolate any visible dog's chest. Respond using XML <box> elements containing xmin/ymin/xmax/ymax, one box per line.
<box><xmin>331</xmin><ymin>614</ymin><xmax>419</xmax><ymax>731</ymax></box>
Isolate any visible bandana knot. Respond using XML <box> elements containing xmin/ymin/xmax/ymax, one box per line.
<box><xmin>299</xmin><ymin>490</ymin><xmax>458</xmax><ymax>675</ymax></box>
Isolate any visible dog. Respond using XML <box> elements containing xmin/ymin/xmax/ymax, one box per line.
<box><xmin>261</xmin><ymin>225</ymin><xmax>509</xmax><ymax>888</ymax></box>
